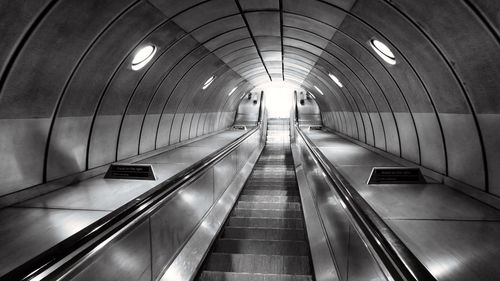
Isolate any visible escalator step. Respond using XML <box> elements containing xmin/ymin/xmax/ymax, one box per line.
<box><xmin>238</xmin><ymin>195</ymin><xmax>301</xmax><ymax>203</ymax></box>
<box><xmin>214</xmin><ymin>239</ymin><xmax>309</xmax><ymax>256</ymax></box>
<box><xmin>204</xmin><ymin>253</ymin><xmax>311</xmax><ymax>275</ymax></box>
<box><xmin>227</xmin><ymin>217</ymin><xmax>304</xmax><ymax>229</ymax></box>
<box><xmin>241</xmin><ymin>190</ymin><xmax>299</xmax><ymax>196</ymax></box>
<box><xmin>236</xmin><ymin>202</ymin><xmax>301</xmax><ymax>210</ymax></box>
<box><xmin>232</xmin><ymin>208</ymin><xmax>303</xmax><ymax>218</ymax></box>
<box><xmin>223</xmin><ymin>227</ymin><xmax>305</xmax><ymax>241</ymax></box>
<box><xmin>197</xmin><ymin>120</ymin><xmax>312</xmax><ymax>281</ymax></box>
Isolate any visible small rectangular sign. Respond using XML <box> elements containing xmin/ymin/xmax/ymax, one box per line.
<box><xmin>367</xmin><ymin>167</ymin><xmax>425</xmax><ymax>184</ymax></box>
<box><xmin>104</xmin><ymin>164</ymin><xmax>157</xmax><ymax>181</ymax></box>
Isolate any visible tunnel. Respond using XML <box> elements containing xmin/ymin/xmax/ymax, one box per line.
<box><xmin>0</xmin><ymin>0</ymin><xmax>499</xmax><ymax>280</ymax></box>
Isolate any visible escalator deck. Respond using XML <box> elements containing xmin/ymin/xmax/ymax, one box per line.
<box><xmin>198</xmin><ymin>119</ymin><xmax>313</xmax><ymax>281</ymax></box>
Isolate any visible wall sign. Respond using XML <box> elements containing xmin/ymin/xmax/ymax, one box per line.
<box><xmin>367</xmin><ymin>167</ymin><xmax>425</xmax><ymax>184</ymax></box>
<box><xmin>105</xmin><ymin>164</ymin><xmax>157</xmax><ymax>181</ymax></box>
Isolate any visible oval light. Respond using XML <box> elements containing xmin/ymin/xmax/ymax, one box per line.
<box><xmin>202</xmin><ymin>75</ymin><xmax>216</xmax><ymax>90</ymax></box>
<box><xmin>131</xmin><ymin>45</ymin><xmax>156</xmax><ymax>71</ymax></box>
<box><xmin>329</xmin><ymin>73</ymin><xmax>343</xmax><ymax>87</ymax></box>
<box><xmin>314</xmin><ymin>85</ymin><xmax>324</xmax><ymax>96</ymax></box>
<box><xmin>228</xmin><ymin>87</ymin><xmax>238</xmax><ymax>96</ymax></box>
<box><xmin>370</xmin><ymin>39</ymin><xmax>396</xmax><ymax>65</ymax></box>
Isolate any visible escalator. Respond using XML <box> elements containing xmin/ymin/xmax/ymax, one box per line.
<box><xmin>197</xmin><ymin>118</ymin><xmax>313</xmax><ymax>281</ymax></box>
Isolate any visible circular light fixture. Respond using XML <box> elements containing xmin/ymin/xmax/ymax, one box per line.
<box><xmin>328</xmin><ymin>73</ymin><xmax>343</xmax><ymax>87</ymax></box>
<box><xmin>314</xmin><ymin>85</ymin><xmax>324</xmax><ymax>96</ymax></box>
<box><xmin>370</xmin><ymin>39</ymin><xmax>396</xmax><ymax>65</ymax></box>
<box><xmin>228</xmin><ymin>86</ymin><xmax>238</xmax><ymax>96</ymax></box>
<box><xmin>202</xmin><ymin>75</ymin><xmax>216</xmax><ymax>90</ymax></box>
<box><xmin>131</xmin><ymin>45</ymin><xmax>156</xmax><ymax>71</ymax></box>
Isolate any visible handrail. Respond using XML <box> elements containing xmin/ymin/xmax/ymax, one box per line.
<box><xmin>2</xmin><ymin>125</ymin><xmax>261</xmax><ymax>281</ymax></box>
<box><xmin>257</xmin><ymin>90</ymin><xmax>264</xmax><ymax>123</ymax></box>
<box><xmin>295</xmin><ymin>126</ymin><xmax>436</xmax><ymax>281</ymax></box>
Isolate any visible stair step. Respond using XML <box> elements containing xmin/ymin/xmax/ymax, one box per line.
<box><xmin>215</xmin><ymin>239</ymin><xmax>309</xmax><ymax>256</ymax></box>
<box><xmin>204</xmin><ymin>253</ymin><xmax>311</xmax><ymax>275</ymax></box>
<box><xmin>232</xmin><ymin>208</ymin><xmax>303</xmax><ymax>219</ymax></box>
<box><xmin>227</xmin><ymin>217</ymin><xmax>303</xmax><ymax>229</ymax></box>
<box><xmin>223</xmin><ymin>227</ymin><xmax>305</xmax><ymax>241</ymax></box>
<box><xmin>244</xmin><ymin>184</ymin><xmax>298</xmax><ymax>191</ymax></box>
<box><xmin>241</xmin><ymin>190</ymin><xmax>299</xmax><ymax>196</ymax></box>
<box><xmin>238</xmin><ymin>195</ymin><xmax>301</xmax><ymax>203</ymax></box>
<box><xmin>236</xmin><ymin>201</ymin><xmax>301</xmax><ymax>211</ymax></box>
<box><xmin>248</xmin><ymin>179</ymin><xmax>297</xmax><ymax>184</ymax></box>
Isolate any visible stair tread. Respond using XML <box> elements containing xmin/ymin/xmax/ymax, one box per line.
<box><xmin>198</xmin><ymin>121</ymin><xmax>313</xmax><ymax>281</ymax></box>
<box><xmin>204</xmin><ymin>253</ymin><xmax>311</xmax><ymax>275</ymax></box>
<box><xmin>199</xmin><ymin>271</ymin><xmax>312</xmax><ymax>281</ymax></box>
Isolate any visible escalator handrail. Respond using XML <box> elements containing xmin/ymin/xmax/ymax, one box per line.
<box><xmin>3</xmin><ymin>125</ymin><xmax>261</xmax><ymax>281</ymax></box>
<box><xmin>295</xmin><ymin>126</ymin><xmax>436</xmax><ymax>281</ymax></box>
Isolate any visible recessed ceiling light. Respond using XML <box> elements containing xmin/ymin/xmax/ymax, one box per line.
<box><xmin>370</xmin><ymin>39</ymin><xmax>396</xmax><ymax>65</ymax></box>
<box><xmin>202</xmin><ymin>75</ymin><xmax>216</xmax><ymax>90</ymax></box>
<box><xmin>328</xmin><ymin>73</ymin><xmax>343</xmax><ymax>87</ymax></box>
<box><xmin>131</xmin><ymin>45</ymin><xmax>156</xmax><ymax>71</ymax></box>
<box><xmin>314</xmin><ymin>86</ymin><xmax>324</xmax><ymax>95</ymax></box>
<box><xmin>228</xmin><ymin>87</ymin><xmax>238</xmax><ymax>96</ymax></box>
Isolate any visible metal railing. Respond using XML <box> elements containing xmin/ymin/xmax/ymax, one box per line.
<box><xmin>2</xmin><ymin>125</ymin><xmax>261</xmax><ymax>281</ymax></box>
<box><xmin>295</xmin><ymin>125</ymin><xmax>436</xmax><ymax>281</ymax></box>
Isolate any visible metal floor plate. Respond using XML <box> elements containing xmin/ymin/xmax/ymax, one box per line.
<box><xmin>305</xmin><ymin>129</ymin><xmax>500</xmax><ymax>281</ymax></box>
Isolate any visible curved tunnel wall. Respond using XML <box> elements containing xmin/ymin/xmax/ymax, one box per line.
<box><xmin>0</xmin><ymin>0</ymin><xmax>499</xmax><ymax>200</ymax></box>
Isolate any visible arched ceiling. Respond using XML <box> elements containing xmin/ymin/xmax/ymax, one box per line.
<box><xmin>1</xmin><ymin>0</ymin><xmax>500</xmax><ymax>198</ymax></box>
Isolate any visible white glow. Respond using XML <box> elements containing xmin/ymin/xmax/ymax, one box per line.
<box><xmin>314</xmin><ymin>85</ymin><xmax>324</xmax><ymax>96</ymax></box>
<box><xmin>370</xmin><ymin>39</ymin><xmax>396</xmax><ymax>65</ymax></box>
<box><xmin>202</xmin><ymin>75</ymin><xmax>215</xmax><ymax>90</ymax></box>
<box><xmin>131</xmin><ymin>45</ymin><xmax>156</xmax><ymax>71</ymax></box>
<box><xmin>329</xmin><ymin>73</ymin><xmax>343</xmax><ymax>87</ymax></box>
<box><xmin>228</xmin><ymin>86</ymin><xmax>238</xmax><ymax>96</ymax></box>
<box><xmin>256</xmin><ymin>81</ymin><xmax>299</xmax><ymax>118</ymax></box>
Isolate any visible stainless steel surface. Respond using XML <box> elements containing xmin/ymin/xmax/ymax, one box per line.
<box><xmin>292</xmin><ymin>146</ymin><xmax>340</xmax><ymax>281</ymax></box>
<box><xmin>295</xmin><ymin>129</ymin><xmax>389</xmax><ymax>281</ymax></box>
<box><xmin>386</xmin><ymin>220</ymin><xmax>500</xmax><ymax>281</ymax></box>
<box><xmin>70</xmin><ymin>220</ymin><xmax>152</xmax><ymax>281</ymax></box>
<box><xmin>150</xmin><ymin>171</ymin><xmax>214</xmax><ymax>277</ymax></box>
<box><xmin>18</xmin><ymin>163</ymin><xmax>190</xmax><ymax>211</ymax></box>
<box><xmin>0</xmin><ymin>127</ymin><xmax>261</xmax><ymax>279</ymax></box>
<box><xmin>305</xmin><ymin>128</ymin><xmax>500</xmax><ymax>281</ymax></box>
<box><xmin>0</xmin><ymin>207</ymin><xmax>108</xmax><ymax>276</ymax></box>
<box><xmin>159</xmin><ymin>137</ymin><xmax>263</xmax><ymax>281</ymax></box>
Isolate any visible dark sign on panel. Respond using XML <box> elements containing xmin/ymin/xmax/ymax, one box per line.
<box><xmin>105</xmin><ymin>164</ymin><xmax>157</xmax><ymax>180</ymax></box>
<box><xmin>367</xmin><ymin>167</ymin><xmax>425</xmax><ymax>184</ymax></box>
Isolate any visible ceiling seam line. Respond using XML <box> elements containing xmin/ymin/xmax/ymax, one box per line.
<box><xmin>234</xmin><ymin>0</ymin><xmax>272</xmax><ymax>82</ymax></box>
<box><xmin>280</xmin><ymin>0</ymin><xmax>285</xmax><ymax>81</ymax></box>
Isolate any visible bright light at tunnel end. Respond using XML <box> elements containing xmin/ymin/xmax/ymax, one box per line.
<box><xmin>131</xmin><ymin>45</ymin><xmax>156</xmax><ymax>71</ymax></box>
<box><xmin>370</xmin><ymin>39</ymin><xmax>396</xmax><ymax>65</ymax></box>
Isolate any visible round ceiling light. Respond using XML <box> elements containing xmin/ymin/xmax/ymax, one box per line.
<box><xmin>329</xmin><ymin>73</ymin><xmax>343</xmax><ymax>87</ymax></box>
<box><xmin>370</xmin><ymin>39</ymin><xmax>396</xmax><ymax>65</ymax></box>
<box><xmin>131</xmin><ymin>45</ymin><xmax>156</xmax><ymax>71</ymax></box>
<box><xmin>202</xmin><ymin>75</ymin><xmax>216</xmax><ymax>90</ymax></box>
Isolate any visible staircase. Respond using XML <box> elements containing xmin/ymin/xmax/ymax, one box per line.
<box><xmin>197</xmin><ymin>119</ymin><xmax>313</xmax><ymax>281</ymax></box>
